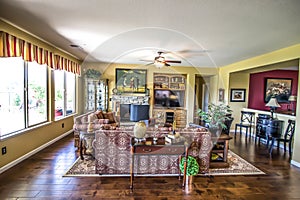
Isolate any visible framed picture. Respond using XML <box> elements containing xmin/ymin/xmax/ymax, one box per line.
<box><xmin>115</xmin><ymin>68</ymin><xmax>147</xmax><ymax>93</ymax></box>
<box><xmin>265</xmin><ymin>78</ymin><xmax>292</xmax><ymax>103</ymax></box>
<box><xmin>218</xmin><ymin>88</ymin><xmax>225</xmax><ymax>102</ymax></box>
<box><xmin>230</xmin><ymin>89</ymin><xmax>246</xmax><ymax>102</ymax></box>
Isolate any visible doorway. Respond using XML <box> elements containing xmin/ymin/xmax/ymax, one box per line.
<box><xmin>193</xmin><ymin>75</ymin><xmax>210</xmax><ymax>124</ymax></box>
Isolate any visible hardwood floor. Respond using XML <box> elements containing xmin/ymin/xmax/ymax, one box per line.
<box><xmin>1</xmin><ymin>132</ymin><xmax>300</xmax><ymax>199</ymax></box>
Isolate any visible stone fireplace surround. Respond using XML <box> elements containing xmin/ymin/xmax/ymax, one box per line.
<box><xmin>112</xmin><ymin>95</ymin><xmax>150</xmax><ymax>122</ymax></box>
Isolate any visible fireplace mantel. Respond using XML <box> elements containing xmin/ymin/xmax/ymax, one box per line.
<box><xmin>112</xmin><ymin>95</ymin><xmax>149</xmax><ymax>105</ymax></box>
<box><xmin>112</xmin><ymin>95</ymin><xmax>150</xmax><ymax>122</ymax></box>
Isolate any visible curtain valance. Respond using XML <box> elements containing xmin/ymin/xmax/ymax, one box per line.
<box><xmin>0</xmin><ymin>31</ymin><xmax>80</xmax><ymax>75</ymax></box>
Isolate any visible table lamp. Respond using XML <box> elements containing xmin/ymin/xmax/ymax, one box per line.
<box><xmin>288</xmin><ymin>95</ymin><xmax>297</xmax><ymax>115</ymax></box>
<box><xmin>265</xmin><ymin>97</ymin><xmax>281</xmax><ymax>119</ymax></box>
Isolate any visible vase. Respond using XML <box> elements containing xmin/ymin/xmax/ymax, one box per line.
<box><xmin>184</xmin><ymin>176</ymin><xmax>194</xmax><ymax>193</ymax></box>
<box><xmin>209</xmin><ymin>126</ymin><xmax>222</xmax><ymax>145</ymax></box>
<box><xmin>134</xmin><ymin>121</ymin><xmax>146</xmax><ymax>142</ymax></box>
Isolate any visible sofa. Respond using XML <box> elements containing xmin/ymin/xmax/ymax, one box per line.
<box><xmin>73</xmin><ymin>110</ymin><xmax>120</xmax><ymax>149</ymax></box>
<box><xmin>93</xmin><ymin>126</ymin><xmax>212</xmax><ymax>176</ymax></box>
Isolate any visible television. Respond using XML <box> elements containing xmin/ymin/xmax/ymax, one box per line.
<box><xmin>154</xmin><ymin>89</ymin><xmax>181</xmax><ymax>108</ymax></box>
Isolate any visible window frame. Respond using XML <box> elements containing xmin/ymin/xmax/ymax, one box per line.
<box><xmin>0</xmin><ymin>58</ymin><xmax>49</xmax><ymax>139</ymax></box>
<box><xmin>54</xmin><ymin>70</ymin><xmax>76</xmax><ymax>120</ymax></box>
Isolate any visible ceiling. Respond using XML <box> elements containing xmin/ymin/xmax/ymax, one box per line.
<box><xmin>0</xmin><ymin>0</ymin><xmax>300</xmax><ymax>68</ymax></box>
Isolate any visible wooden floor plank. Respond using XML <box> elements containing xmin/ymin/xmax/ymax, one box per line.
<box><xmin>1</xmin><ymin>132</ymin><xmax>300</xmax><ymax>199</ymax></box>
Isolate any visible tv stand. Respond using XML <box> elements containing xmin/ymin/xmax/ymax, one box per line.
<box><xmin>152</xmin><ymin>108</ymin><xmax>187</xmax><ymax>128</ymax></box>
<box><xmin>153</xmin><ymin>73</ymin><xmax>187</xmax><ymax>128</ymax></box>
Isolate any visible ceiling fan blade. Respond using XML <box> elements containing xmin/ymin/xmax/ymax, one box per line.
<box><xmin>140</xmin><ymin>59</ymin><xmax>153</xmax><ymax>62</ymax></box>
<box><xmin>165</xmin><ymin>63</ymin><xmax>170</xmax><ymax>67</ymax></box>
<box><xmin>144</xmin><ymin>62</ymin><xmax>154</xmax><ymax>66</ymax></box>
<box><xmin>165</xmin><ymin>60</ymin><xmax>181</xmax><ymax>63</ymax></box>
<box><xmin>176</xmin><ymin>49</ymin><xmax>209</xmax><ymax>54</ymax></box>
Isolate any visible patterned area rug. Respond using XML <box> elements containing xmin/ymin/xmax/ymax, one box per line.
<box><xmin>63</xmin><ymin>151</ymin><xmax>265</xmax><ymax>177</ymax></box>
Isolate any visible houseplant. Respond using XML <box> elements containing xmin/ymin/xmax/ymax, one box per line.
<box><xmin>180</xmin><ymin>156</ymin><xmax>199</xmax><ymax>176</ymax></box>
<box><xmin>197</xmin><ymin>103</ymin><xmax>232</xmax><ymax>129</ymax></box>
<box><xmin>179</xmin><ymin>156</ymin><xmax>199</xmax><ymax>186</ymax></box>
<box><xmin>197</xmin><ymin>103</ymin><xmax>232</xmax><ymax>137</ymax></box>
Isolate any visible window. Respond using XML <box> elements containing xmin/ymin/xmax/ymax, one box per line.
<box><xmin>66</xmin><ymin>71</ymin><xmax>75</xmax><ymax>115</ymax></box>
<box><xmin>54</xmin><ymin>70</ymin><xmax>76</xmax><ymax>119</ymax></box>
<box><xmin>0</xmin><ymin>57</ymin><xmax>25</xmax><ymax>136</ymax></box>
<box><xmin>0</xmin><ymin>58</ymin><xmax>48</xmax><ymax>138</ymax></box>
<box><xmin>27</xmin><ymin>61</ymin><xmax>48</xmax><ymax>126</ymax></box>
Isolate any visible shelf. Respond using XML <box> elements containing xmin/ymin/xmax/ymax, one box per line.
<box><xmin>209</xmin><ymin>134</ymin><xmax>232</xmax><ymax>168</ymax></box>
<box><xmin>153</xmin><ymin>73</ymin><xmax>186</xmax><ymax>108</ymax></box>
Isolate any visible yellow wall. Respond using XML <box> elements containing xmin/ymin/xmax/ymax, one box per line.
<box><xmin>0</xmin><ymin>118</ymin><xmax>73</xmax><ymax>168</ymax></box>
<box><xmin>228</xmin><ymin>72</ymin><xmax>250</xmax><ymax>125</ymax></box>
<box><xmin>219</xmin><ymin>44</ymin><xmax>300</xmax><ymax>165</ymax></box>
<box><xmin>0</xmin><ymin>20</ymin><xmax>79</xmax><ymax>169</ymax></box>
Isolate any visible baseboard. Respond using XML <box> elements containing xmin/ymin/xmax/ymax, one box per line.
<box><xmin>291</xmin><ymin>160</ymin><xmax>300</xmax><ymax>168</ymax></box>
<box><xmin>0</xmin><ymin>130</ymin><xmax>73</xmax><ymax>174</ymax></box>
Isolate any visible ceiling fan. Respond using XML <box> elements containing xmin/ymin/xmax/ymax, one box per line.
<box><xmin>141</xmin><ymin>51</ymin><xmax>182</xmax><ymax>67</ymax></box>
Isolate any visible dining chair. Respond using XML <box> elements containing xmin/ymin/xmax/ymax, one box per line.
<box><xmin>234</xmin><ymin>111</ymin><xmax>255</xmax><ymax>139</ymax></box>
<box><xmin>273</xmin><ymin>119</ymin><xmax>296</xmax><ymax>157</ymax></box>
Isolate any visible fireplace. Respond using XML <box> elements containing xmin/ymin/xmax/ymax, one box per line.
<box><xmin>130</xmin><ymin>104</ymin><xmax>149</xmax><ymax>122</ymax></box>
<box><xmin>120</xmin><ymin>104</ymin><xmax>131</xmax><ymax>122</ymax></box>
<box><xmin>111</xmin><ymin>95</ymin><xmax>150</xmax><ymax>122</ymax></box>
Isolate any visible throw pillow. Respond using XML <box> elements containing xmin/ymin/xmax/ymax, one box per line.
<box><xmin>81</xmin><ymin>116</ymin><xmax>88</xmax><ymax>123</ymax></box>
<box><xmin>88</xmin><ymin>114</ymin><xmax>97</xmax><ymax>122</ymax></box>
<box><xmin>103</xmin><ymin>112</ymin><xmax>116</xmax><ymax>123</ymax></box>
<box><xmin>95</xmin><ymin>110</ymin><xmax>104</xmax><ymax>119</ymax></box>
<box><xmin>99</xmin><ymin>119</ymin><xmax>110</xmax><ymax>124</ymax></box>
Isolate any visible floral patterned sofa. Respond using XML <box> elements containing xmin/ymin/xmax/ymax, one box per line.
<box><xmin>93</xmin><ymin>126</ymin><xmax>212</xmax><ymax>176</ymax></box>
<box><xmin>73</xmin><ymin>110</ymin><xmax>119</xmax><ymax>149</ymax></box>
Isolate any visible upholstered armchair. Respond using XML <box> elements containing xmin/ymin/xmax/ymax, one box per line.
<box><xmin>73</xmin><ymin>110</ymin><xmax>119</xmax><ymax>149</ymax></box>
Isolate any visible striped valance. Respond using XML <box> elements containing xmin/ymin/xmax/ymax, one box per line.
<box><xmin>0</xmin><ymin>31</ymin><xmax>80</xmax><ymax>75</ymax></box>
<box><xmin>55</xmin><ymin>55</ymin><xmax>80</xmax><ymax>74</ymax></box>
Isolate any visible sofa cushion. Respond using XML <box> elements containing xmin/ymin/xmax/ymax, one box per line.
<box><xmin>88</xmin><ymin>113</ymin><xmax>98</xmax><ymax>122</ymax></box>
<box><xmin>103</xmin><ymin>112</ymin><xmax>116</xmax><ymax>123</ymax></box>
<box><xmin>81</xmin><ymin>116</ymin><xmax>88</xmax><ymax>123</ymax></box>
<box><xmin>99</xmin><ymin>119</ymin><xmax>110</xmax><ymax>124</ymax></box>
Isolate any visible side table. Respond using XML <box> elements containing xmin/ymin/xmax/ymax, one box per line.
<box><xmin>210</xmin><ymin>133</ymin><xmax>232</xmax><ymax>168</ymax></box>
<box><xmin>79</xmin><ymin>131</ymin><xmax>95</xmax><ymax>160</ymax></box>
<box><xmin>130</xmin><ymin>137</ymin><xmax>188</xmax><ymax>190</ymax></box>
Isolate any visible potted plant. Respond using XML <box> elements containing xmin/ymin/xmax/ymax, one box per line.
<box><xmin>179</xmin><ymin>156</ymin><xmax>199</xmax><ymax>186</ymax></box>
<box><xmin>197</xmin><ymin>103</ymin><xmax>232</xmax><ymax>137</ymax></box>
<box><xmin>85</xmin><ymin>69</ymin><xmax>101</xmax><ymax>79</ymax></box>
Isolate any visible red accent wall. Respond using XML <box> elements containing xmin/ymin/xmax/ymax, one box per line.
<box><xmin>248</xmin><ymin>70</ymin><xmax>298</xmax><ymax>111</ymax></box>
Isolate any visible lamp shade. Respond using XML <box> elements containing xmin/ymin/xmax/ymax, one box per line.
<box><xmin>266</xmin><ymin>97</ymin><xmax>281</xmax><ymax>108</ymax></box>
<box><xmin>288</xmin><ymin>95</ymin><xmax>297</xmax><ymax>102</ymax></box>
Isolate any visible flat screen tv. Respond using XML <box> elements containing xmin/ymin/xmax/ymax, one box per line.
<box><xmin>154</xmin><ymin>89</ymin><xmax>181</xmax><ymax>108</ymax></box>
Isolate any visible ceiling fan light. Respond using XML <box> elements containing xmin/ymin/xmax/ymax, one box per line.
<box><xmin>154</xmin><ymin>61</ymin><xmax>164</xmax><ymax>68</ymax></box>
<box><xmin>157</xmin><ymin>56</ymin><xmax>165</xmax><ymax>62</ymax></box>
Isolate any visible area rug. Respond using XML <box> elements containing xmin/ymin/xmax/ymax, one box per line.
<box><xmin>63</xmin><ymin>151</ymin><xmax>265</xmax><ymax>177</ymax></box>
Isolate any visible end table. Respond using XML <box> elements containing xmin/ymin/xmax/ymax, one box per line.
<box><xmin>79</xmin><ymin>131</ymin><xmax>95</xmax><ymax>160</ymax></box>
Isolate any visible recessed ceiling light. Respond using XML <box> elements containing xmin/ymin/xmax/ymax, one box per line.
<box><xmin>70</xmin><ymin>44</ymin><xmax>80</xmax><ymax>48</ymax></box>
<box><xmin>70</xmin><ymin>44</ymin><xmax>84</xmax><ymax>50</ymax></box>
